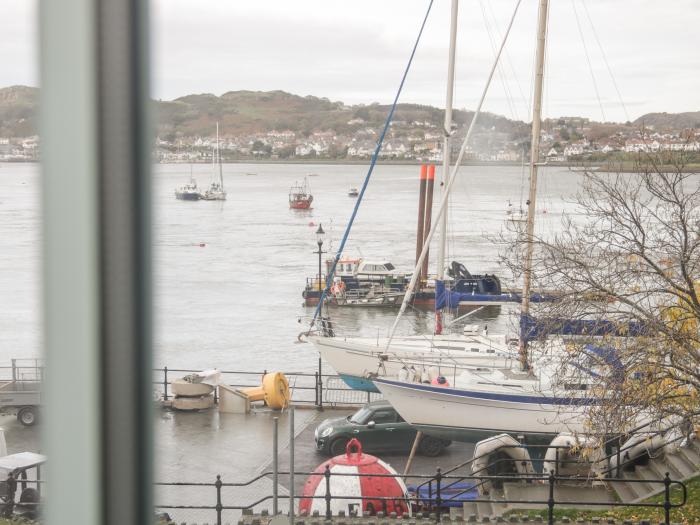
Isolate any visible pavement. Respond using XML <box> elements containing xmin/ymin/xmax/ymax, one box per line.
<box><xmin>0</xmin><ymin>404</ymin><xmax>476</xmax><ymax>524</ymax></box>
<box><xmin>269</xmin><ymin>408</ymin><xmax>475</xmax><ymax>497</ymax></box>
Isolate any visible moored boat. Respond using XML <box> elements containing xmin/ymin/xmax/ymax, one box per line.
<box><xmin>289</xmin><ymin>178</ymin><xmax>313</xmax><ymax>209</ymax></box>
<box><xmin>348</xmin><ymin>187</ymin><xmax>359</xmax><ymax>197</ymax></box>
<box><xmin>200</xmin><ymin>123</ymin><xmax>227</xmax><ymax>201</ymax></box>
<box><xmin>175</xmin><ymin>178</ymin><xmax>200</xmax><ymax>201</ymax></box>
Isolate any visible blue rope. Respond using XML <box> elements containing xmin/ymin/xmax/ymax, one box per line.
<box><xmin>312</xmin><ymin>0</ymin><xmax>434</xmax><ymax>325</ymax></box>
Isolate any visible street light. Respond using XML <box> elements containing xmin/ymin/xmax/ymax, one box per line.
<box><xmin>315</xmin><ymin>224</ymin><xmax>326</xmax><ymax>298</ymax></box>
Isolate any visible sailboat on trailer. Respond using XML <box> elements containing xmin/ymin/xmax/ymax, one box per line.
<box><xmin>309</xmin><ymin>0</ymin><xmax>636</xmax><ymax>441</ymax></box>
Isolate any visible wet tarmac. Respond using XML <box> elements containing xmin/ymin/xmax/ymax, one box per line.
<box><xmin>0</xmin><ymin>405</ymin><xmax>475</xmax><ymax>524</ymax></box>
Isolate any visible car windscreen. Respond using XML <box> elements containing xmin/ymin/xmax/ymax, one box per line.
<box><xmin>350</xmin><ymin>407</ymin><xmax>373</xmax><ymax>424</ymax></box>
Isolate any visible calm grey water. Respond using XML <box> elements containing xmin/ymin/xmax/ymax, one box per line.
<box><xmin>0</xmin><ymin>161</ymin><xmax>580</xmax><ymax>374</ymax></box>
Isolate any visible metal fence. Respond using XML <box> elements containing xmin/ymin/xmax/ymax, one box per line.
<box><xmin>153</xmin><ymin>361</ymin><xmax>381</xmax><ymax>408</ymax></box>
<box><xmin>153</xmin><ymin>469</ymin><xmax>688</xmax><ymax>525</ymax></box>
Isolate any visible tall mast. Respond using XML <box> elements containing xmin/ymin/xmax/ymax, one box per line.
<box><xmin>437</xmin><ymin>0</ymin><xmax>459</xmax><ymax>281</ymax></box>
<box><xmin>216</xmin><ymin>122</ymin><xmax>224</xmax><ymax>189</ymax></box>
<box><xmin>519</xmin><ymin>0</ymin><xmax>549</xmax><ymax>367</ymax></box>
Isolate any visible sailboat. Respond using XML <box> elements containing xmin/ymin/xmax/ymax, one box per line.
<box><xmin>309</xmin><ymin>0</ymin><xmax>630</xmax><ymax>441</ymax></box>
<box><xmin>371</xmin><ymin>0</ymin><xmax>632</xmax><ymax>441</ymax></box>
<box><xmin>307</xmin><ymin>0</ymin><xmax>523</xmax><ymax>392</ymax></box>
<box><xmin>200</xmin><ymin>123</ymin><xmax>227</xmax><ymax>201</ymax></box>
<box><xmin>175</xmin><ymin>166</ymin><xmax>201</xmax><ymax>201</ymax></box>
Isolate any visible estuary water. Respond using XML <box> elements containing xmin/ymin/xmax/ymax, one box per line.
<box><xmin>0</xmin><ymin>161</ymin><xmax>581</xmax><ymax>374</ymax></box>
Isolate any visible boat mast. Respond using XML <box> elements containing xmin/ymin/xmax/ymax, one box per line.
<box><xmin>437</xmin><ymin>0</ymin><xmax>459</xmax><ymax>281</ymax></box>
<box><xmin>217</xmin><ymin>122</ymin><xmax>224</xmax><ymax>189</ymax></box>
<box><xmin>519</xmin><ymin>0</ymin><xmax>550</xmax><ymax>368</ymax></box>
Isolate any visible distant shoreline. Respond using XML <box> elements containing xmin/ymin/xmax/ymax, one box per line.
<box><xmin>3</xmin><ymin>159</ymin><xmax>698</xmax><ymax>172</ymax></box>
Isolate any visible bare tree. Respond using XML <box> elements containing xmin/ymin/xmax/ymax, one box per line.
<box><xmin>504</xmin><ymin>150</ymin><xmax>700</xmax><ymax>436</ymax></box>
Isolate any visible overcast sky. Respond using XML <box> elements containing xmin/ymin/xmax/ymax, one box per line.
<box><xmin>4</xmin><ymin>0</ymin><xmax>699</xmax><ymax>122</ymax></box>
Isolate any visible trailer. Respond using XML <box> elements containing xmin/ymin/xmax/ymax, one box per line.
<box><xmin>0</xmin><ymin>360</ymin><xmax>42</xmax><ymax>427</ymax></box>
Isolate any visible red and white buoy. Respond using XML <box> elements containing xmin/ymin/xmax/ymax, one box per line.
<box><xmin>299</xmin><ymin>438</ymin><xmax>411</xmax><ymax>517</ymax></box>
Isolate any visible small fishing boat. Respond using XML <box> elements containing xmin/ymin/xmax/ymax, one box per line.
<box><xmin>200</xmin><ymin>123</ymin><xmax>227</xmax><ymax>201</ymax></box>
<box><xmin>289</xmin><ymin>178</ymin><xmax>313</xmax><ymax>209</ymax></box>
<box><xmin>175</xmin><ymin>175</ymin><xmax>200</xmax><ymax>201</ymax></box>
<box><xmin>348</xmin><ymin>187</ymin><xmax>359</xmax><ymax>197</ymax></box>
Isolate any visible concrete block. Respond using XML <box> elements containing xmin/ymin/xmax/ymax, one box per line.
<box><xmin>218</xmin><ymin>384</ymin><xmax>251</xmax><ymax>414</ymax></box>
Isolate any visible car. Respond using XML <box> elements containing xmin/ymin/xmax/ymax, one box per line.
<box><xmin>314</xmin><ymin>400</ymin><xmax>450</xmax><ymax>457</ymax></box>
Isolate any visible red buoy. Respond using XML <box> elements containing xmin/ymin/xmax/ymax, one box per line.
<box><xmin>299</xmin><ymin>438</ymin><xmax>410</xmax><ymax>517</ymax></box>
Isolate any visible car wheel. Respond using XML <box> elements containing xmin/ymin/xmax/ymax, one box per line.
<box><xmin>418</xmin><ymin>436</ymin><xmax>444</xmax><ymax>457</ymax></box>
<box><xmin>17</xmin><ymin>406</ymin><xmax>37</xmax><ymax>427</ymax></box>
<box><xmin>329</xmin><ymin>437</ymin><xmax>349</xmax><ymax>456</ymax></box>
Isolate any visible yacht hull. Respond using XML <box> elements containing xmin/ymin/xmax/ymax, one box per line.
<box><xmin>373</xmin><ymin>378</ymin><xmax>588</xmax><ymax>442</ymax></box>
<box><xmin>309</xmin><ymin>335</ymin><xmax>514</xmax><ymax>393</ymax></box>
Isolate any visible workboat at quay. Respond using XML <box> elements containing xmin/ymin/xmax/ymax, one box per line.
<box><xmin>309</xmin><ymin>330</ymin><xmax>518</xmax><ymax>392</ymax></box>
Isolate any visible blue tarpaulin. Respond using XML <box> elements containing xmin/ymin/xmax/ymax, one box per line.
<box><xmin>520</xmin><ymin>314</ymin><xmax>650</xmax><ymax>342</ymax></box>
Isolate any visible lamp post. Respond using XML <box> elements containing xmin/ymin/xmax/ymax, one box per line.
<box><xmin>315</xmin><ymin>224</ymin><xmax>326</xmax><ymax>300</ymax></box>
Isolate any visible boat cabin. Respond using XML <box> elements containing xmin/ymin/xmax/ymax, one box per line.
<box><xmin>356</xmin><ymin>260</ymin><xmax>401</xmax><ymax>278</ymax></box>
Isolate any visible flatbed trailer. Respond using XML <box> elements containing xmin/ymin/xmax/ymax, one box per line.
<box><xmin>0</xmin><ymin>360</ymin><xmax>42</xmax><ymax>426</ymax></box>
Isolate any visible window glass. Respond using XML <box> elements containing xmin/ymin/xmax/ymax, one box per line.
<box><xmin>370</xmin><ymin>409</ymin><xmax>396</xmax><ymax>424</ymax></box>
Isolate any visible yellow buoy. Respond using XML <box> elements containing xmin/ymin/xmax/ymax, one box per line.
<box><xmin>239</xmin><ymin>372</ymin><xmax>290</xmax><ymax>410</ymax></box>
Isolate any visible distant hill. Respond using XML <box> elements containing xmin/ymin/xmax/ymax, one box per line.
<box><xmin>0</xmin><ymin>85</ymin><xmax>39</xmax><ymax>137</ymax></box>
<box><xmin>155</xmin><ymin>89</ymin><xmax>528</xmax><ymax>140</ymax></box>
<box><xmin>0</xmin><ymin>84</ymin><xmax>697</xmax><ymax>139</ymax></box>
<box><xmin>633</xmin><ymin>112</ymin><xmax>700</xmax><ymax>131</ymax></box>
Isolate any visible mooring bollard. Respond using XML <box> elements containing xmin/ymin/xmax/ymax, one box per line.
<box><xmin>547</xmin><ymin>471</ymin><xmax>555</xmax><ymax>525</ymax></box>
<box><xmin>324</xmin><ymin>464</ymin><xmax>332</xmax><ymax>519</ymax></box>
<box><xmin>215</xmin><ymin>475</ymin><xmax>223</xmax><ymax>525</ymax></box>
<box><xmin>273</xmin><ymin>417</ymin><xmax>279</xmax><ymax>515</ymax></box>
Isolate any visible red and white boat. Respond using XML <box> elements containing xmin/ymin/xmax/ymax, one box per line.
<box><xmin>289</xmin><ymin>178</ymin><xmax>314</xmax><ymax>209</ymax></box>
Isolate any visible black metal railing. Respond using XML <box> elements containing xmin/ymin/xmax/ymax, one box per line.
<box><xmin>153</xmin><ymin>469</ymin><xmax>688</xmax><ymax>525</ymax></box>
<box><xmin>153</xmin><ymin>362</ymin><xmax>380</xmax><ymax>408</ymax></box>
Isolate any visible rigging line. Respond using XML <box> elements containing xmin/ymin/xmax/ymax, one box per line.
<box><xmin>580</xmin><ymin>0</ymin><xmax>630</xmax><ymax>122</ymax></box>
<box><xmin>310</xmin><ymin>0</ymin><xmax>435</xmax><ymax>327</ymax></box>
<box><xmin>387</xmin><ymin>0</ymin><xmax>525</xmax><ymax>348</ymax></box>
<box><xmin>486</xmin><ymin>0</ymin><xmax>529</xmax><ymax>116</ymax></box>
<box><xmin>479</xmin><ymin>0</ymin><xmax>518</xmax><ymax>121</ymax></box>
<box><xmin>571</xmin><ymin>0</ymin><xmax>606</xmax><ymax>122</ymax></box>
